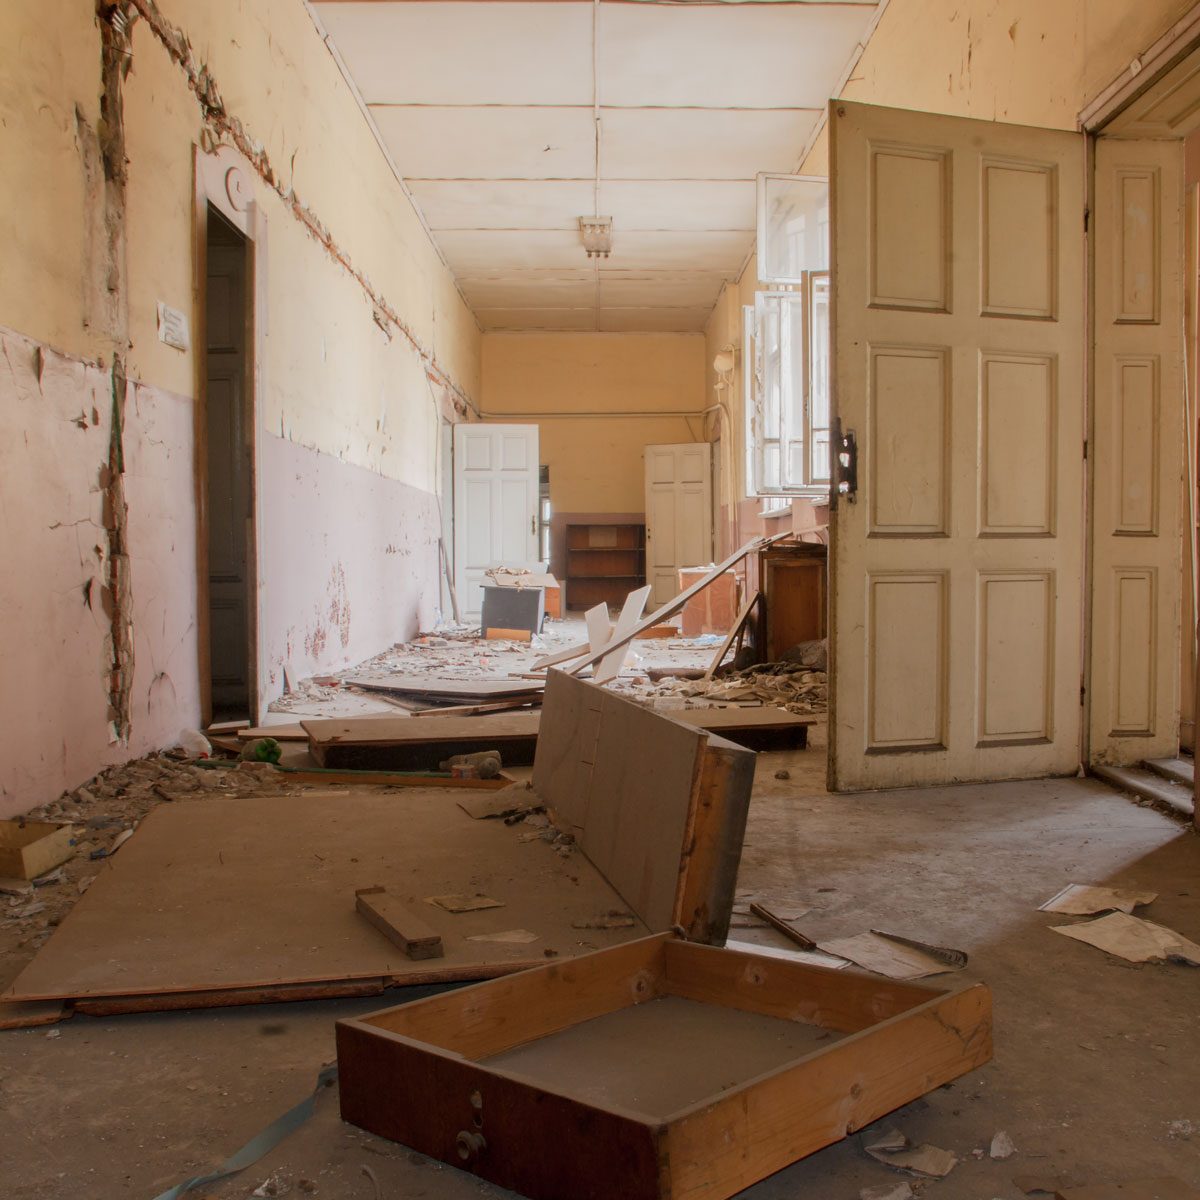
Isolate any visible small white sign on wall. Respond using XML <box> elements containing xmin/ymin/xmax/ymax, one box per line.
<box><xmin>156</xmin><ymin>301</ymin><xmax>190</xmax><ymax>352</ymax></box>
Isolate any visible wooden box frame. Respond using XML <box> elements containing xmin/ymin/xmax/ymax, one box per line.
<box><xmin>337</xmin><ymin>933</ymin><xmax>993</xmax><ymax>1200</ymax></box>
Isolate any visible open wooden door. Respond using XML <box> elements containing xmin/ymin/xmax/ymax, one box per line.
<box><xmin>453</xmin><ymin>423</ymin><xmax>540</xmax><ymax>617</ymax></box>
<box><xmin>1088</xmin><ymin>138</ymin><xmax>1185</xmax><ymax>766</ymax></box>
<box><xmin>828</xmin><ymin>101</ymin><xmax>1086</xmax><ymax>791</ymax></box>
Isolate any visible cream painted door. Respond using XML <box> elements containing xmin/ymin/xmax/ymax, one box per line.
<box><xmin>453</xmin><ymin>423</ymin><xmax>540</xmax><ymax>617</ymax></box>
<box><xmin>1088</xmin><ymin>138</ymin><xmax>1184</xmax><ymax>765</ymax></box>
<box><xmin>829</xmin><ymin>101</ymin><xmax>1085</xmax><ymax>791</ymax></box>
<box><xmin>645</xmin><ymin>443</ymin><xmax>713</xmax><ymax>607</ymax></box>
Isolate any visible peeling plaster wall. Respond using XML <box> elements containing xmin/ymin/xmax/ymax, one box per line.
<box><xmin>0</xmin><ymin>327</ymin><xmax>200</xmax><ymax>818</ymax></box>
<box><xmin>0</xmin><ymin>0</ymin><xmax>480</xmax><ymax>813</ymax></box>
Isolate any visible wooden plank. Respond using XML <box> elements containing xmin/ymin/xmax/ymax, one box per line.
<box><xmin>273</xmin><ymin>765</ymin><xmax>512</xmax><ymax>790</ymax></box>
<box><xmin>2</xmin><ymin>791</ymin><xmax>652</xmax><ymax>1006</ymax></box>
<box><xmin>356</xmin><ymin>933</ymin><xmax>671</xmax><ymax>1057</ymax></box>
<box><xmin>238</xmin><ymin>723</ymin><xmax>308</xmax><ymax>741</ymax></box>
<box><xmin>0</xmin><ymin>999</ymin><xmax>69</xmax><ymax>1029</ymax></box>
<box><xmin>663</xmin><ymin>940</ymin><xmax>937</xmax><ymax>1033</ymax></box>
<box><xmin>674</xmin><ymin>737</ymin><xmax>756</xmax><ymax>945</ymax></box>
<box><xmin>356</xmin><ymin>887</ymin><xmax>444</xmax><ymax>960</ymax></box>
<box><xmin>703</xmin><ymin>591</ymin><xmax>760</xmax><ymax>681</ymax></box>
<box><xmin>662</xmin><ymin>983</ymin><xmax>992</xmax><ymax>1200</ymax></box>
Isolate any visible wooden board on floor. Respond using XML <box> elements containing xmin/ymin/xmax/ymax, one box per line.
<box><xmin>303</xmin><ymin>706</ymin><xmax>811</xmax><ymax>771</ymax></box>
<box><xmin>532</xmin><ymin>671</ymin><xmax>755</xmax><ymax>942</ymax></box>
<box><xmin>346</xmin><ymin>675</ymin><xmax>544</xmax><ymax>702</ymax></box>
<box><xmin>304</xmin><ymin>712</ymin><xmax>545</xmax><ymax>769</ymax></box>
<box><xmin>1</xmin><ymin>791</ymin><xmax>651</xmax><ymax>1009</ymax></box>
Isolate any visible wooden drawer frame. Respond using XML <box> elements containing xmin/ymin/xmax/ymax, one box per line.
<box><xmin>337</xmin><ymin>933</ymin><xmax>993</xmax><ymax>1200</ymax></box>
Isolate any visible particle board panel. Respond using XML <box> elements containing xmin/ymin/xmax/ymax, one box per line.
<box><xmin>336</xmin><ymin>934</ymin><xmax>993</xmax><ymax>1200</ymax></box>
<box><xmin>2</xmin><ymin>791</ymin><xmax>650</xmax><ymax>1006</ymax></box>
<box><xmin>532</xmin><ymin>671</ymin><xmax>755</xmax><ymax>942</ymax></box>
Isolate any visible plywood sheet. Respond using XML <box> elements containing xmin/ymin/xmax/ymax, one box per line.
<box><xmin>3</xmin><ymin>792</ymin><xmax>649</xmax><ymax>1004</ymax></box>
<box><xmin>533</xmin><ymin>672</ymin><xmax>755</xmax><ymax>936</ymax></box>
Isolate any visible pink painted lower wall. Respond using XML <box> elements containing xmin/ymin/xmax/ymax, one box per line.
<box><xmin>0</xmin><ymin>327</ymin><xmax>441</xmax><ymax>817</ymax></box>
<box><xmin>0</xmin><ymin>326</ymin><xmax>201</xmax><ymax>818</ymax></box>
<box><xmin>256</xmin><ymin>432</ymin><xmax>440</xmax><ymax>706</ymax></box>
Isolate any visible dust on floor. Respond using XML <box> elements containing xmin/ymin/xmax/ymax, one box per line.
<box><xmin>2</xmin><ymin>721</ymin><xmax>1198</xmax><ymax>1199</ymax></box>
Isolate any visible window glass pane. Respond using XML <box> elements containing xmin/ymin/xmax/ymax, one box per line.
<box><xmin>758</xmin><ymin>175</ymin><xmax>829</xmax><ymax>284</ymax></box>
<box><xmin>780</xmin><ymin>293</ymin><xmax>806</xmax><ymax>490</ymax></box>
<box><xmin>808</xmin><ymin>272</ymin><xmax>831</xmax><ymax>483</ymax></box>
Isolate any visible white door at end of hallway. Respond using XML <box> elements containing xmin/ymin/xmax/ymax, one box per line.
<box><xmin>453</xmin><ymin>423</ymin><xmax>540</xmax><ymax>617</ymax></box>
<box><xmin>645</xmin><ymin>443</ymin><xmax>713</xmax><ymax>608</ymax></box>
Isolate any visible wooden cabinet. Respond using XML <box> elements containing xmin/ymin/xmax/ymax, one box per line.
<box><xmin>758</xmin><ymin>542</ymin><xmax>827</xmax><ymax>661</ymax></box>
<box><xmin>565</xmin><ymin>523</ymin><xmax>645</xmax><ymax>611</ymax></box>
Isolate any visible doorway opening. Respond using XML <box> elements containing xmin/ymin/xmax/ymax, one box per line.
<box><xmin>203</xmin><ymin>206</ymin><xmax>255</xmax><ymax>723</ymax></box>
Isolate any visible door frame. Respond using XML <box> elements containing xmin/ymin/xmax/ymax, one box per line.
<box><xmin>194</xmin><ymin>145</ymin><xmax>266</xmax><ymax>726</ymax></box>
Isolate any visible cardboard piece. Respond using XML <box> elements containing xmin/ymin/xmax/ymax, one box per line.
<box><xmin>0</xmin><ymin>821</ymin><xmax>74</xmax><ymax>880</ymax></box>
<box><xmin>818</xmin><ymin>931</ymin><xmax>967</xmax><ymax>980</ymax></box>
<box><xmin>1050</xmin><ymin>912</ymin><xmax>1200</xmax><ymax>965</ymax></box>
<box><xmin>864</xmin><ymin>1127</ymin><xmax>958</xmax><ymax>1177</ymax></box>
<box><xmin>1039</xmin><ymin>884</ymin><xmax>1158</xmax><ymax>915</ymax></box>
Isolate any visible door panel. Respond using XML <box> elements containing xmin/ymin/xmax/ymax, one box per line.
<box><xmin>644</xmin><ymin>443</ymin><xmax>713</xmax><ymax>608</ymax></box>
<box><xmin>829</xmin><ymin>101</ymin><xmax>1085</xmax><ymax>791</ymax></box>
<box><xmin>454</xmin><ymin>424</ymin><xmax>540</xmax><ymax>616</ymax></box>
<box><xmin>1089</xmin><ymin>139</ymin><xmax>1184</xmax><ymax>764</ymax></box>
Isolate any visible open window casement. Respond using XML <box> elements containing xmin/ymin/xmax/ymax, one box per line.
<box><xmin>747</xmin><ymin>174</ymin><xmax>832</xmax><ymax>499</ymax></box>
<box><xmin>757</xmin><ymin>173</ymin><xmax>829</xmax><ymax>285</ymax></box>
<box><xmin>745</xmin><ymin>284</ymin><xmax>832</xmax><ymax>497</ymax></box>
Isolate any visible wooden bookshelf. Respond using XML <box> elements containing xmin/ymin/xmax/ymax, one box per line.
<box><xmin>565</xmin><ymin>523</ymin><xmax>646</xmax><ymax>610</ymax></box>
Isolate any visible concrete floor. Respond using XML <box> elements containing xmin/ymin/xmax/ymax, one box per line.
<box><xmin>2</xmin><ymin>726</ymin><xmax>1198</xmax><ymax>1198</ymax></box>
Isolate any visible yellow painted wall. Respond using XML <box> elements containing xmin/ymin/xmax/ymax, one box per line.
<box><xmin>481</xmin><ymin>332</ymin><xmax>707</xmax><ymax>513</ymax></box>
<box><xmin>710</xmin><ymin>0</ymin><xmax>1200</xmax><ymax>517</ymax></box>
<box><xmin>1</xmin><ymin>0</ymin><xmax>480</xmax><ymax>490</ymax></box>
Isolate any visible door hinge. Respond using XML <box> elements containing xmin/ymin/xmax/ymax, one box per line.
<box><xmin>1080</xmin><ymin>682</ymin><xmax>1087</xmax><ymax>705</ymax></box>
<box><xmin>1083</xmin><ymin>206</ymin><xmax>1090</xmax><ymax>233</ymax></box>
<box><xmin>1083</xmin><ymin>438</ymin><xmax>1088</xmax><ymax>461</ymax></box>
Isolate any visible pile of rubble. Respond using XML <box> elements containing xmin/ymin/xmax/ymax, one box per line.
<box><xmin>649</xmin><ymin>662</ymin><xmax>829</xmax><ymax>716</ymax></box>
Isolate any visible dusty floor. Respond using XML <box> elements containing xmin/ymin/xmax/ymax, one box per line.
<box><xmin>2</xmin><ymin>717</ymin><xmax>1197</xmax><ymax>1199</ymax></box>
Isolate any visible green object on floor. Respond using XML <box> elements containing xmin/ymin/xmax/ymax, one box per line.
<box><xmin>238</xmin><ymin>737</ymin><xmax>282</xmax><ymax>765</ymax></box>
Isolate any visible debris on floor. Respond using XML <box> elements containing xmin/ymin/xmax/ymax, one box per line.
<box><xmin>990</xmin><ymin>1129</ymin><xmax>1017</xmax><ymax>1158</ymax></box>
<box><xmin>817</xmin><ymin>930</ymin><xmax>968</xmax><ymax>979</ymax></box>
<box><xmin>1039</xmin><ymin>883</ymin><xmax>1158</xmax><ymax>915</ymax></box>
<box><xmin>863</xmin><ymin>1127</ymin><xmax>958</xmax><ymax>1177</ymax></box>
<box><xmin>1049</xmin><ymin>911</ymin><xmax>1200</xmax><ymax>965</ymax></box>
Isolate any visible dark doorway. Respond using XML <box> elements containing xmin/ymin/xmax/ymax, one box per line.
<box><xmin>204</xmin><ymin>207</ymin><xmax>253</xmax><ymax>721</ymax></box>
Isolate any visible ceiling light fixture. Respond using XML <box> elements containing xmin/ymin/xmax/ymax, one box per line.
<box><xmin>579</xmin><ymin>216</ymin><xmax>613</xmax><ymax>259</ymax></box>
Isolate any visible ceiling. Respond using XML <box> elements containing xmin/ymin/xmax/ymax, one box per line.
<box><xmin>312</xmin><ymin>1</ymin><xmax>881</xmax><ymax>332</ymax></box>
